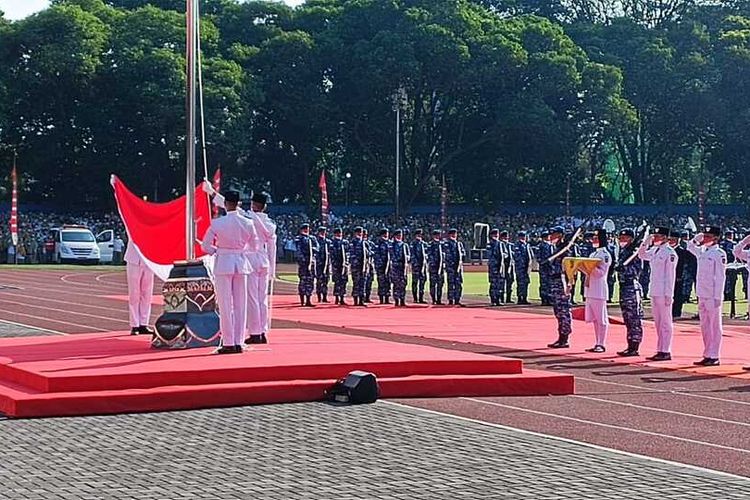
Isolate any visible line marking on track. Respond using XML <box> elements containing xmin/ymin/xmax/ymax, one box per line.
<box><xmin>0</xmin><ymin>297</ymin><xmax>129</xmax><ymax>324</ymax></box>
<box><xmin>458</xmin><ymin>397</ymin><xmax>750</xmax><ymax>454</ymax></box>
<box><xmin>60</xmin><ymin>273</ymin><xmax>123</xmax><ymax>291</ymax></box>
<box><xmin>0</xmin><ymin>318</ymin><xmax>66</xmax><ymax>335</ymax></box>
<box><xmin>0</xmin><ymin>310</ymin><xmax>102</xmax><ymax>332</ymax></box>
<box><xmin>383</xmin><ymin>401</ymin><xmax>750</xmax><ymax>482</ymax></box>
<box><xmin>572</xmin><ymin>394</ymin><xmax>750</xmax><ymax>427</ymax></box>
<box><xmin>577</xmin><ymin>377</ymin><xmax>750</xmax><ymax>407</ymax></box>
<box><xmin>2</xmin><ymin>289</ymin><xmax>134</xmax><ymax>315</ymax></box>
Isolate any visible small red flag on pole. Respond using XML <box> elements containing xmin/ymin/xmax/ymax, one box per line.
<box><xmin>10</xmin><ymin>155</ymin><xmax>18</xmax><ymax>247</ymax></box>
<box><xmin>211</xmin><ymin>167</ymin><xmax>221</xmax><ymax>217</ymax></box>
<box><xmin>318</xmin><ymin>170</ymin><xmax>329</xmax><ymax>225</ymax></box>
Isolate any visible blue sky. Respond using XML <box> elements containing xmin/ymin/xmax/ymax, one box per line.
<box><xmin>0</xmin><ymin>0</ymin><xmax>304</xmax><ymax>20</ymax></box>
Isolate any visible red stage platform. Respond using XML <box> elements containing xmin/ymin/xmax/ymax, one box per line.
<box><xmin>272</xmin><ymin>296</ymin><xmax>750</xmax><ymax>378</ymax></box>
<box><xmin>0</xmin><ymin>329</ymin><xmax>573</xmax><ymax>418</ymax></box>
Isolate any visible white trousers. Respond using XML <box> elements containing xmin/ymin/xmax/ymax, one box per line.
<box><xmin>247</xmin><ymin>269</ymin><xmax>269</xmax><ymax>336</ymax></box>
<box><xmin>215</xmin><ymin>273</ymin><xmax>248</xmax><ymax>347</ymax></box>
<box><xmin>651</xmin><ymin>296</ymin><xmax>673</xmax><ymax>353</ymax></box>
<box><xmin>585</xmin><ymin>297</ymin><xmax>609</xmax><ymax>346</ymax></box>
<box><xmin>698</xmin><ymin>299</ymin><xmax>722</xmax><ymax>359</ymax></box>
<box><xmin>126</xmin><ymin>263</ymin><xmax>154</xmax><ymax>328</ymax></box>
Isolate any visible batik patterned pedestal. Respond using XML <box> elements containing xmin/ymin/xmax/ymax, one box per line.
<box><xmin>153</xmin><ymin>260</ymin><xmax>220</xmax><ymax>349</ymax></box>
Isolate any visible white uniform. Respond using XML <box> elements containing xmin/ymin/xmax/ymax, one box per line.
<box><xmin>584</xmin><ymin>247</ymin><xmax>611</xmax><ymax>347</ymax></box>
<box><xmin>124</xmin><ymin>242</ymin><xmax>155</xmax><ymax>329</ymax></box>
<box><xmin>245</xmin><ymin>212</ymin><xmax>276</xmax><ymax>337</ymax></box>
<box><xmin>212</xmin><ymin>194</ymin><xmax>277</xmax><ymax>337</ymax></box>
<box><xmin>638</xmin><ymin>240</ymin><xmax>677</xmax><ymax>354</ymax></box>
<box><xmin>733</xmin><ymin>237</ymin><xmax>750</xmax><ymax>316</ymax></box>
<box><xmin>688</xmin><ymin>240</ymin><xmax>727</xmax><ymax>359</ymax></box>
<box><xmin>201</xmin><ymin>211</ymin><xmax>255</xmax><ymax>348</ymax></box>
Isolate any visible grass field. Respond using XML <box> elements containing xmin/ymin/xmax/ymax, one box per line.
<box><xmin>278</xmin><ymin>269</ymin><xmax>750</xmax><ymax>317</ymax></box>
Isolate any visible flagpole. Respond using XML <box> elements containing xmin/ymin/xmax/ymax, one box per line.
<box><xmin>185</xmin><ymin>0</ymin><xmax>197</xmax><ymax>260</ymax></box>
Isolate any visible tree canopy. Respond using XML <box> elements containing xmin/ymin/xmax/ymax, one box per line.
<box><xmin>0</xmin><ymin>0</ymin><xmax>748</xmax><ymax>210</ymax></box>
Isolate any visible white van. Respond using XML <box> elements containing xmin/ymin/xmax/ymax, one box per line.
<box><xmin>51</xmin><ymin>225</ymin><xmax>111</xmax><ymax>264</ymax></box>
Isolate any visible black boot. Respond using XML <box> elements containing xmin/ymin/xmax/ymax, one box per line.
<box><xmin>322</xmin><ymin>293</ymin><xmax>329</xmax><ymax>303</ymax></box>
<box><xmin>317</xmin><ymin>292</ymin><xmax>322</xmax><ymax>303</ymax></box>
<box><xmin>340</xmin><ymin>296</ymin><xmax>348</xmax><ymax>305</ymax></box>
<box><xmin>547</xmin><ymin>334</ymin><xmax>570</xmax><ymax>348</ymax></box>
<box><xmin>419</xmin><ymin>293</ymin><xmax>426</xmax><ymax>304</ymax></box>
<box><xmin>299</xmin><ymin>294</ymin><xmax>305</xmax><ymax>306</ymax></box>
<box><xmin>384</xmin><ymin>296</ymin><xmax>391</xmax><ymax>304</ymax></box>
<box><xmin>379</xmin><ymin>296</ymin><xmax>384</xmax><ymax>304</ymax></box>
<box><xmin>413</xmin><ymin>291</ymin><xmax>419</xmax><ymax>303</ymax></box>
<box><xmin>305</xmin><ymin>295</ymin><xmax>315</xmax><ymax>307</ymax></box>
<box><xmin>617</xmin><ymin>341</ymin><xmax>640</xmax><ymax>357</ymax></box>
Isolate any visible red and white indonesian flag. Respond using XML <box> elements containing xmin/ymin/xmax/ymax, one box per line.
<box><xmin>318</xmin><ymin>170</ymin><xmax>329</xmax><ymax>224</ymax></box>
<box><xmin>111</xmin><ymin>175</ymin><xmax>211</xmax><ymax>281</ymax></box>
<box><xmin>10</xmin><ymin>165</ymin><xmax>18</xmax><ymax>247</ymax></box>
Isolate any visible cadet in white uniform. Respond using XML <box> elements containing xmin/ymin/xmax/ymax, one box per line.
<box><xmin>204</xmin><ymin>183</ymin><xmax>277</xmax><ymax>344</ymax></box>
<box><xmin>638</xmin><ymin>227</ymin><xmax>677</xmax><ymax>361</ymax></box>
<box><xmin>687</xmin><ymin>226</ymin><xmax>727</xmax><ymax>366</ymax></box>
<box><xmin>200</xmin><ymin>191</ymin><xmax>255</xmax><ymax>354</ymax></box>
<box><xmin>124</xmin><ymin>241</ymin><xmax>155</xmax><ymax>336</ymax></box>
<box><xmin>736</xmin><ymin>232</ymin><xmax>750</xmax><ymax>371</ymax></box>
<box><xmin>582</xmin><ymin>228</ymin><xmax>612</xmax><ymax>353</ymax></box>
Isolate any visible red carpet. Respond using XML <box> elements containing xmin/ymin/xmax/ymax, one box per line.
<box><xmin>0</xmin><ymin>329</ymin><xmax>573</xmax><ymax>418</ymax></box>
<box><xmin>272</xmin><ymin>296</ymin><xmax>750</xmax><ymax>378</ymax></box>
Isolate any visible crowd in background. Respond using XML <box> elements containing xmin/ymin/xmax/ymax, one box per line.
<box><xmin>0</xmin><ymin>209</ymin><xmax>747</xmax><ymax>265</ymax></box>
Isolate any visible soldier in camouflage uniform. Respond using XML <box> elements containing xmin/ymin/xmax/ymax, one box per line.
<box><xmin>348</xmin><ymin>226</ymin><xmax>368</xmax><ymax>306</ymax></box>
<box><xmin>445</xmin><ymin>228</ymin><xmax>466</xmax><ymax>306</ymax></box>
<box><xmin>410</xmin><ymin>229</ymin><xmax>429</xmax><ymax>304</ymax></box>
<box><xmin>538</xmin><ymin>226</ymin><xmax>573</xmax><ymax>348</ymax></box>
<box><xmin>295</xmin><ymin>223</ymin><xmax>318</xmax><ymax>307</ymax></box>
<box><xmin>374</xmin><ymin>228</ymin><xmax>392</xmax><ymax>304</ymax></box>
<box><xmin>500</xmin><ymin>230</ymin><xmax>515</xmax><ymax>304</ymax></box>
<box><xmin>537</xmin><ymin>230</ymin><xmax>551</xmax><ymax>305</ymax></box>
<box><xmin>315</xmin><ymin>226</ymin><xmax>331</xmax><ymax>303</ymax></box>
<box><xmin>331</xmin><ymin>227</ymin><xmax>350</xmax><ymax>305</ymax></box>
<box><xmin>720</xmin><ymin>229</ymin><xmax>737</xmax><ymax>302</ymax></box>
<box><xmin>513</xmin><ymin>231</ymin><xmax>533</xmax><ymax>304</ymax></box>
<box><xmin>427</xmin><ymin>229</ymin><xmax>445</xmax><ymax>305</ymax></box>
<box><xmin>389</xmin><ymin>229</ymin><xmax>410</xmax><ymax>306</ymax></box>
<box><xmin>615</xmin><ymin>228</ymin><xmax>644</xmax><ymax>356</ymax></box>
<box><xmin>487</xmin><ymin>229</ymin><xmax>504</xmax><ymax>306</ymax></box>
<box><xmin>363</xmin><ymin>228</ymin><xmax>375</xmax><ymax>303</ymax></box>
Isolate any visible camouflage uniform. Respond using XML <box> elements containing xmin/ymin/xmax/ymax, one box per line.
<box><xmin>315</xmin><ymin>233</ymin><xmax>331</xmax><ymax>301</ymax></box>
<box><xmin>410</xmin><ymin>237</ymin><xmax>429</xmax><ymax>303</ymax></box>
<box><xmin>500</xmin><ymin>239</ymin><xmax>515</xmax><ymax>303</ymax></box>
<box><xmin>389</xmin><ymin>237</ymin><xmax>410</xmax><ymax>304</ymax></box>
<box><xmin>616</xmin><ymin>246</ymin><xmax>644</xmax><ymax>342</ymax></box>
<box><xmin>444</xmin><ymin>236</ymin><xmax>466</xmax><ymax>305</ymax></box>
<box><xmin>487</xmin><ymin>237</ymin><xmax>504</xmax><ymax>305</ymax></box>
<box><xmin>538</xmin><ymin>237</ymin><xmax>572</xmax><ymax>337</ymax></box>
<box><xmin>331</xmin><ymin>235</ymin><xmax>349</xmax><ymax>303</ymax></box>
<box><xmin>720</xmin><ymin>238</ymin><xmax>737</xmax><ymax>301</ymax></box>
<box><xmin>640</xmin><ymin>261</ymin><xmax>651</xmax><ymax>300</ymax></box>
<box><xmin>295</xmin><ymin>232</ymin><xmax>318</xmax><ymax>303</ymax></box>
<box><xmin>427</xmin><ymin>235</ymin><xmax>445</xmax><ymax>304</ymax></box>
<box><xmin>348</xmin><ymin>233</ymin><xmax>368</xmax><ymax>304</ymax></box>
<box><xmin>513</xmin><ymin>237</ymin><xmax>533</xmax><ymax>304</ymax></box>
<box><xmin>364</xmin><ymin>237</ymin><xmax>375</xmax><ymax>302</ymax></box>
<box><xmin>374</xmin><ymin>235</ymin><xmax>392</xmax><ymax>302</ymax></box>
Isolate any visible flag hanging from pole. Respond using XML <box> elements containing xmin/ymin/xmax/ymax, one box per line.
<box><xmin>318</xmin><ymin>170</ymin><xmax>329</xmax><ymax>224</ymax></box>
<box><xmin>440</xmin><ymin>174</ymin><xmax>448</xmax><ymax>235</ymax></box>
<box><xmin>211</xmin><ymin>167</ymin><xmax>221</xmax><ymax>217</ymax></box>
<box><xmin>10</xmin><ymin>161</ymin><xmax>18</xmax><ymax>247</ymax></box>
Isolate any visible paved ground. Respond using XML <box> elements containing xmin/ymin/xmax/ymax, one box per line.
<box><xmin>2</xmin><ymin>401</ymin><xmax>749</xmax><ymax>499</ymax></box>
<box><xmin>1</xmin><ymin>267</ymin><xmax>750</xmax><ymax>496</ymax></box>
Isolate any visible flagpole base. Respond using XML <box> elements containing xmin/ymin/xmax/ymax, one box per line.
<box><xmin>153</xmin><ymin>260</ymin><xmax>220</xmax><ymax>349</ymax></box>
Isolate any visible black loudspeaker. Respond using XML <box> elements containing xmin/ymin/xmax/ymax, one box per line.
<box><xmin>326</xmin><ymin>371</ymin><xmax>379</xmax><ymax>404</ymax></box>
<box><xmin>473</xmin><ymin>223</ymin><xmax>489</xmax><ymax>250</ymax></box>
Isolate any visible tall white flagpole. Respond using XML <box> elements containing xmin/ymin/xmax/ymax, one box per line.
<box><xmin>185</xmin><ymin>0</ymin><xmax>197</xmax><ymax>260</ymax></box>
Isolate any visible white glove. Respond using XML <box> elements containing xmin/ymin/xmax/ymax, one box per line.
<box><xmin>202</xmin><ymin>179</ymin><xmax>215</xmax><ymax>195</ymax></box>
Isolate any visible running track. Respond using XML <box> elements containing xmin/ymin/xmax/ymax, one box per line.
<box><xmin>0</xmin><ymin>268</ymin><xmax>748</xmax><ymax>477</ymax></box>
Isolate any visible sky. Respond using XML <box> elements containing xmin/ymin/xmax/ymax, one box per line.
<box><xmin>0</xmin><ymin>0</ymin><xmax>305</xmax><ymax>20</ymax></box>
